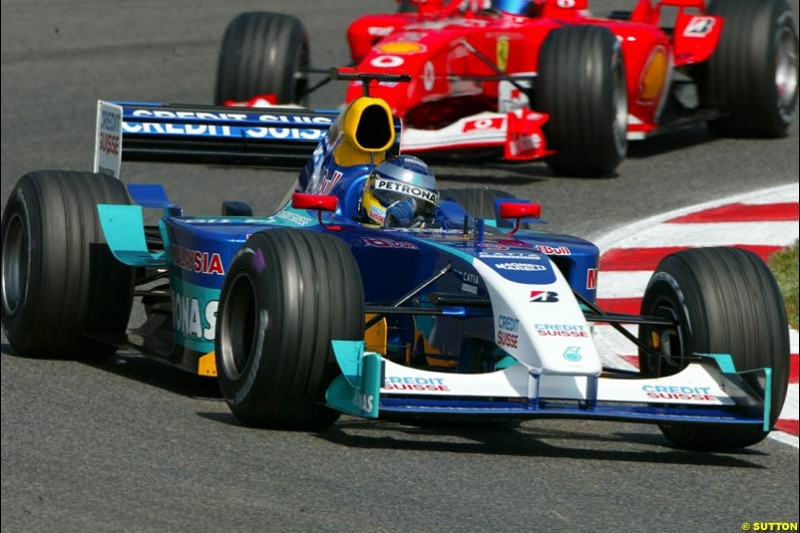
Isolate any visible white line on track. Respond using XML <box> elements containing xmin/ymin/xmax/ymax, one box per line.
<box><xmin>602</xmin><ymin>220</ymin><xmax>799</xmax><ymax>248</ymax></box>
<box><xmin>770</xmin><ymin>430</ymin><xmax>800</xmax><ymax>448</ymax></box>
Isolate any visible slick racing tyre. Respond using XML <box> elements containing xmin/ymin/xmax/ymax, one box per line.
<box><xmin>215</xmin><ymin>229</ymin><xmax>364</xmax><ymax>430</ymax></box>
<box><xmin>701</xmin><ymin>0</ymin><xmax>799</xmax><ymax>137</ymax></box>
<box><xmin>214</xmin><ymin>12</ymin><xmax>310</xmax><ymax>106</ymax></box>
<box><xmin>1</xmin><ymin>171</ymin><xmax>134</xmax><ymax>358</ymax></box>
<box><xmin>439</xmin><ymin>188</ymin><xmax>517</xmax><ymax>228</ymax></box>
<box><xmin>638</xmin><ymin>247</ymin><xmax>790</xmax><ymax>450</ymax></box>
<box><xmin>536</xmin><ymin>25</ymin><xmax>628</xmax><ymax>177</ymax></box>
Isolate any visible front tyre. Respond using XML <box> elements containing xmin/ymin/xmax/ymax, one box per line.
<box><xmin>215</xmin><ymin>229</ymin><xmax>364</xmax><ymax>430</ymax></box>
<box><xmin>536</xmin><ymin>26</ymin><xmax>628</xmax><ymax>177</ymax></box>
<box><xmin>638</xmin><ymin>247</ymin><xmax>790</xmax><ymax>450</ymax></box>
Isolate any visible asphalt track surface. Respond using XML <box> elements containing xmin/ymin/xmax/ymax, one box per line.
<box><xmin>1</xmin><ymin>1</ymin><xmax>799</xmax><ymax>531</ymax></box>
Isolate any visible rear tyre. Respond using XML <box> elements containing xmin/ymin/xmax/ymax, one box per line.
<box><xmin>701</xmin><ymin>0</ymin><xmax>799</xmax><ymax>137</ymax></box>
<box><xmin>215</xmin><ymin>229</ymin><xmax>364</xmax><ymax>430</ymax></box>
<box><xmin>439</xmin><ymin>187</ymin><xmax>517</xmax><ymax>228</ymax></box>
<box><xmin>1</xmin><ymin>171</ymin><xmax>134</xmax><ymax>358</ymax></box>
<box><xmin>536</xmin><ymin>26</ymin><xmax>628</xmax><ymax>177</ymax></box>
<box><xmin>638</xmin><ymin>247</ymin><xmax>790</xmax><ymax>450</ymax></box>
<box><xmin>221</xmin><ymin>200</ymin><xmax>253</xmax><ymax>217</ymax></box>
<box><xmin>214</xmin><ymin>12</ymin><xmax>310</xmax><ymax>105</ymax></box>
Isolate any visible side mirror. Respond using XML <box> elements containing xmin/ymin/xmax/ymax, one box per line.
<box><xmin>292</xmin><ymin>192</ymin><xmax>338</xmax><ymax>212</ymax></box>
<box><xmin>499</xmin><ymin>201</ymin><xmax>541</xmax><ymax>236</ymax></box>
<box><xmin>292</xmin><ymin>193</ymin><xmax>340</xmax><ymax>230</ymax></box>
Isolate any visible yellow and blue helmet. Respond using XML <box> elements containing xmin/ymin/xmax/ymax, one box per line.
<box><xmin>362</xmin><ymin>155</ymin><xmax>439</xmax><ymax>226</ymax></box>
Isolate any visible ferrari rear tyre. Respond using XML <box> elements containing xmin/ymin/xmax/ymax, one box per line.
<box><xmin>536</xmin><ymin>26</ymin><xmax>628</xmax><ymax>177</ymax></box>
<box><xmin>701</xmin><ymin>0</ymin><xmax>799</xmax><ymax>137</ymax></box>
<box><xmin>439</xmin><ymin>187</ymin><xmax>517</xmax><ymax>227</ymax></box>
<box><xmin>214</xmin><ymin>12</ymin><xmax>310</xmax><ymax>105</ymax></box>
<box><xmin>638</xmin><ymin>247</ymin><xmax>790</xmax><ymax>450</ymax></box>
<box><xmin>1</xmin><ymin>171</ymin><xmax>134</xmax><ymax>358</ymax></box>
<box><xmin>215</xmin><ymin>229</ymin><xmax>364</xmax><ymax>430</ymax></box>
<box><xmin>221</xmin><ymin>200</ymin><xmax>253</xmax><ymax>217</ymax></box>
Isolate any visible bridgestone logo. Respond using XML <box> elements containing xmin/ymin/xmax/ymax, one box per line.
<box><xmin>495</xmin><ymin>262</ymin><xmax>546</xmax><ymax>271</ymax></box>
<box><xmin>374</xmin><ymin>179</ymin><xmax>439</xmax><ymax>204</ymax></box>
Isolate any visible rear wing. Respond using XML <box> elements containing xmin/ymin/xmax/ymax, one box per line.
<box><xmin>93</xmin><ymin>100</ymin><xmax>401</xmax><ymax>178</ymax></box>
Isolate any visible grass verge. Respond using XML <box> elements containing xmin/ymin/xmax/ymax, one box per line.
<box><xmin>768</xmin><ymin>240</ymin><xmax>799</xmax><ymax>331</ymax></box>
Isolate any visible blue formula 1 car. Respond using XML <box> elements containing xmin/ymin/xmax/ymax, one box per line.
<box><xmin>1</xmin><ymin>72</ymin><xmax>790</xmax><ymax>451</ymax></box>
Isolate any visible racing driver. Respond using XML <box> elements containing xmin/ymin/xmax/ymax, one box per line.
<box><xmin>359</xmin><ymin>155</ymin><xmax>440</xmax><ymax>228</ymax></box>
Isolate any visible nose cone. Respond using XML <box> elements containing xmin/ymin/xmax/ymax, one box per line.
<box><xmin>473</xmin><ymin>256</ymin><xmax>602</xmax><ymax>376</ymax></box>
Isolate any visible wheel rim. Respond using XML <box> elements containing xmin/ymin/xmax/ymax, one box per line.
<box><xmin>2</xmin><ymin>213</ymin><xmax>29</xmax><ymax>315</ymax></box>
<box><xmin>644</xmin><ymin>301</ymin><xmax>686</xmax><ymax>376</ymax></box>
<box><xmin>220</xmin><ymin>272</ymin><xmax>259</xmax><ymax>381</ymax></box>
<box><xmin>775</xmin><ymin>26</ymin><xmax>799</xmax><ymax>121</ymax></box>
<box><xmin>611</xmin><ymin>49</ymin><xmax>628</xmax><ymax>157</ymax></box>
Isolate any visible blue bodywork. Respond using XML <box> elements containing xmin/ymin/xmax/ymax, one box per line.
<box><xmin>103</xmin><ymin>163</ymin><xmax>599</xmax><ymax>371</ymax></box>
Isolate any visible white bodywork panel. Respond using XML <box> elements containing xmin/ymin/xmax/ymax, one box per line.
<box><xmin>474</xmin><ymin>257</ymin><xmax>602</xmax><ymax>376</ymax></box>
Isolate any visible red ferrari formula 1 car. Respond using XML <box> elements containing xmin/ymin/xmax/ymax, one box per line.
<box><xmin>214</xmin><ymin>0</ymin><xmax>798</xmax><ymax>176</ymax></box>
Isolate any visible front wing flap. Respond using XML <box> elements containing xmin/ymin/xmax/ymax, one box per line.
<box><xmin>400</xmin><ymin>109</ymin><xmax>553</xmax><ymax>161</ymax></box>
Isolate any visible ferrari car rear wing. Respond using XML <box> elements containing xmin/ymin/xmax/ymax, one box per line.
<box><xmin>93</xmin><ymin>100</ymin><xmax>401</xmax><ymax>178</ymax></box>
